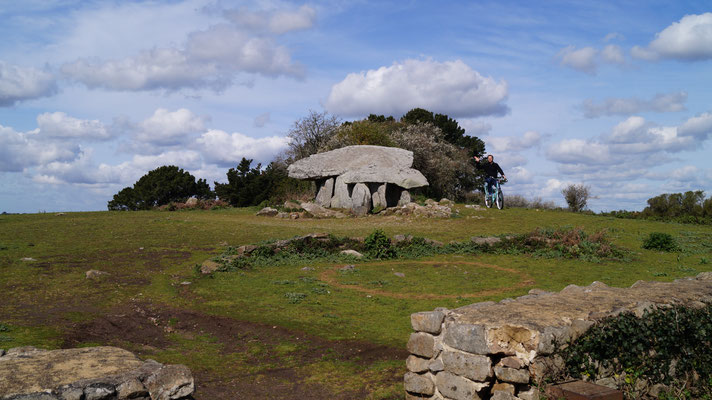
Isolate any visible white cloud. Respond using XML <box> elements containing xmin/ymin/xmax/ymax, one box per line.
<box><xmin>581</xmin><ymin>91</ymin><xmax>687</xmax><ymax>118</ymax></box>
<box><xmin>556</xmin><ymin>46</ymin><xmax>598</xmax><ymax>74</ymax></box>
<box><xmin>678</xmin><ymin>111</ymin><xmax>712</xmax><ymax>140</ymax></box>
<box><xmin>36</xmin><ymin>111</ymin><xmax>110</xmax><ymax>140</ymax></box>
<box><xmin>460</xmin><ymin>120</ymin><xmax>492</xmax><ymax>136</ymax></box>
<box><xmin>508</xmin><ymin>166</ymin><xmax>534</xmax><ymax>184</ymax></box>
<box><xmin>546</xmin><ymin>139</ymin><xmax>611</xmax><ymax>165</ymax></box>
<box><xmin>603</xmin><ymin>32</ymin><xmax>624</xmax><ymax>42</ymax></box>
<box><xmin>224</xmin><ymin>5</ymin><xmax>316</xmax><ymax>35</ymax></box>
<box><xmin>601</xmin><ymin>44</ymin><xmax>625</xmax><ymax>64</ymax></box>
<box><xmin>135</xmin><ymin>108</ymin><xmax>206</xmax><ymax>146</ymax></box>
<box><xmin>633</xmin><ymin>13</ymin><xmax>712</xmax><ymax>61</ymax></box>
<box><xmin>487</xmin><ymin>131</ymin><xmax>541</xmax><ymax>153</ymax></box>
<box><xmin>325</xmin><ymin>59</ymin><xmax>509</xmax><ymax>118</ymax></box>
<box><xmin>0</xmin><ymin>124</ymin><xmax>79</xmax><ymax>172</ymax></box>
<box><xmin>196</xmin><ymin>129</ymin><xmax>289</xmax><ymax>167</ymax></box>
<box><xmin>60</xmin><ymin>5</ymin><xmax>308</xmax><ymax>92</ymax></box>
<box><xmin>0</xmin><ymin>61</ymin><xmax>57</xmax><ymax>106</ymax></box>
<box><xmin>607</xmin><ymin>116</ymin><xmax>694</xmax><ymax>153</ymax></box>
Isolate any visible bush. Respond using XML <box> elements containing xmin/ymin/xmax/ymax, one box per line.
<box><xmin>505</xmin><ymin>195</ymin><xmax>557</xmax><ymax>210</ymax></box>
<box><xmin>562</xmin><ymin>305</ymin><xmax>712</xmax><ymax>397</ymax></box>
<box><xmin>364</xmin><ymin>229</ymin><xmax>396</xmax><ymax>259</ymax></box>
<box><xmin>108</xmin><ymin>165</ymin><xmax>213</xmax><ymax>211</ymax></box>
<box><xmin>561</xmin><ymin>184</ymin><xmax>591</xmax><ymax>212</ymax></box>
<box><xmin>642</xmin><ymin>232</ymin><xmax>679</xmax><ymax>252</ymax></box>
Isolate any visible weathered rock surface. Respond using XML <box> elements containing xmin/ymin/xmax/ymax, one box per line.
<box><xmin>405</xmin><ymin>273</ymin><xmax>712</xmax><ymax>399</ymax></box>
<box><xmin>287</xmin><ymin>145</ymin><xmax>428</xmax><ymax>215</ymax></box>
<box><xmin>0</xmin><ymin>346</ymin><xmax>193</xmax><ymax>400</ymax></box>
<box><xmin>255</xmin><ymin>207</ymin><xmax>278</xmax><ymax>216</ymax></box>
<box><xmin>299</xmin><ymin>202</ymin><xmax>347</xmax><ymax>219</ymax></box>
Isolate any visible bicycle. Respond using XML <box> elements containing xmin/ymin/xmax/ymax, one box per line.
<box><xmin>483</xmin><ymin>177</ymin><xmax>506</xmax><ymax>209</ymax></box>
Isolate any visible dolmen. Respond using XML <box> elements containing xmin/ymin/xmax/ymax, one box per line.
<box><xmin>287</xmin><ymin>145</ymin><xmax>429</xmax><ymax>216</ymax></box>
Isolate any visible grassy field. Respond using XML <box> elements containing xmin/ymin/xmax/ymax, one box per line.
<box><xmin>1</xmin><ymin>206</ymin><xmax>711</xmax><ymax>398</ymax></box>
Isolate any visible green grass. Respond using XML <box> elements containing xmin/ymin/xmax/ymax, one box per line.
<box><xmin>1</xmin><ymin>206</ymin><xmax>711</xmax><ymax>396</ymax></box>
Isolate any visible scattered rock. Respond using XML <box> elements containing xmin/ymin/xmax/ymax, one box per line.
<box><xmin>185</xmin><ymin>197</ymin><xmax>198</xmax><ymax>207</ymax></box>
<box><xmin>199</xmin><ymin>260</ymin><xmax>221</xmax><ymax>275</ymax></box>
<box><xmin>21</xmin><ymin>257</ymin><xmax>36</xmax><ymax>262</ymax></box>
<box><xmin>0</xmin><ymin>346</ymin><xmax>194</xmax><ymax>400</ymax></box>
<box><xmin>471</xmin><ymin>236</ymin><xmax>502</xmax><ymax>246</ymax></box>
<box><xmin>300</xmin><ymin>267</ymin><xmax>314</xmax><ymax>272</ymax></box>
<box><xmin>256</xmin><ymin>207</ymin><xmax>279</xmax><ymax>217</ymax></box>
<box><xmin>394</xmin><ymin>272</ymin><xmax>405</xmax><ymax>278</ymax></box>
<box><xmin>283</xmin><ymin>201</ymin><xmax>302</xmax><ymax>210</ymax></box>
<box><xmin>340</xmin><ymin>249</ymin><xmax>363</xmax><ymax>258</ymax></box>
<box><xmin>299</xmin><ymin>202</ymin><xmax>347</xmax><ymax>219</ymax></box>
<box><xmin>55</xmin><ymin>212</ymin><xmax>66</xmax><ymax>216</ymax></box>
<box><xmin>85</xmin><ymin>270</ymin><xmax>109</xmax><ymax>280</ymax></box>
<box><xmin>339</xmin><ymin>265</ymin><xmax>356</xmax><ymax>272</ymax></box>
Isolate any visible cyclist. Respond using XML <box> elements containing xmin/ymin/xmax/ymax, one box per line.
<box><xmin>473</xmin><ymin>155</ymin><xmax>507</xmax><ymax>197</ymax></box>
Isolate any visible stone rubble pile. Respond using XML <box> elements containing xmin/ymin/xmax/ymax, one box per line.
<box><xmin>287</xmin><ymin>145</ymin><xmax>429</xmax><ymax>216</ymax></box>
<box><xmin>405</xmin><ymin>272</ymin><xmax>712</xmax><ymax>399</ymax></box>
<box><xmin>0</xmin><ymin>346</ymin><xmax>194</xmax><ymax>400</ymax></box>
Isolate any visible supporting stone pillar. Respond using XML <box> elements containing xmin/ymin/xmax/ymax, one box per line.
<box><xmin>315</xmin><ymin>177</ymin><xmax>334</xmax><ymax>207</ymax></box>
<box><xmin>351</xmin><ymin>183</ymin><xmax>372</xmax><ymax>216</ymax></box>
<box><xmin>330</xmin><ymin>175</ymin><xmax>350</xmax><ymax>209</ymax></box>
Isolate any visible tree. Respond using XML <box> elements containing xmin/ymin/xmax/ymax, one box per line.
<box><xmin>285</xmin><ymin>110</ymin><xmax>341</xmax><ymax>160</ymax></box>
<box><xmin>214</xmin><ymin>158</ymin><xmax>311</xmax><ymax>207</ymax></box>
<box><xmin>562</xmin><ymin>184</ymin><xmax>591</xmax><ymax>212</ymax></box>
<box><xmin>108</xmin><ymin>165</ymin><xmax>213</xmax><ymax>210</ymax></box>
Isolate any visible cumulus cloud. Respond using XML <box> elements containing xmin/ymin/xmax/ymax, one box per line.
<box><xmin>678</xmin><ymin>111</ymin><xmax>712</xmax><ymax>140</ymax></box>
<box><xmin>36</xmin><ymin>112</ymin><xmax>111</xmax><ymax>140</ymax></box>
<box><xmin>633</xmin><ymin>13</ymin><xmax>712</xmax><ymax>61</ymax></box>
<box><xmin>546</xmin><ymin>139</ymin><xmax>611</xmax><ymax>165</ymax></box>
<box><xmin>197</xmin><ymin>129</ymin><xmax>290</xmax><ymax>167</ymax></box>
<box><xmin>581</xmin><ymin>91</ymin><xmax>687</xmax><ymax>118</ymax></box>
<box><xmin>224</xmin><ymin>5</ymin><xmax>316</xmax><ymax>35</ymax></box>
<box><xmin>459</xmin><ymin>120</ymin><xmax>492</xmax><ymax>136</ymax></box>
<box><xmin>0</xmin><ymin>124</ymin><xmax>79</xmax><ymax>172</ymax></box>
<box><xmin>135</xmin><ymin>108</ymin><xmax>206</xmax><ymax>146</ymax></box>
<box><xmin>61</xmin><ymin>5</ymin><xmax>308</xmax><ymax>92</ymax></box>
<box><xmin>325</xmin><ymin>59</ymin><xmax>508</xmax><ymax>118</ymax></box>
<box><xmin>0</xmin><ymin>61</ymin><xmax>57</xmax><ymax>106</ymax></box>
<box><xmin>487</xmin><ymin>131</ymin><xmax>542</xmax><ymax>153</ymax></box>
<box><xmin>601</xmin><ymin>44</ymin><xmax>625</xmax><ymax>64</ymax></box>
<box><xmin>556</xmin><ymin>46</ymin><xmax>598</xmax><ymax>74</ymax></box>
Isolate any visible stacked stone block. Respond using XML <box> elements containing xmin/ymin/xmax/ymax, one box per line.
<box><xmin>405</xmin><ymin>273</ymin><xmax>712</xmax><ymax>399</ymax></box>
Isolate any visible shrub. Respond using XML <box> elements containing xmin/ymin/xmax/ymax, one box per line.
<box><xmin>364</xmin><ymin>229</ymin><xmax>396</xmax><ymax>259</ymax></box>
<box><xmin>561</xmin><ymin>184</ymin><xmax>591</xmax><ymax>212</ymax></box>
<box><xmin>505</xmin><ymin>195</ymin><xmax>557</xmax><ymax>210</ymax></box>
<box><xmin>642</xmin><ymin>232</ymin><xmax>678</xmax><ymax>252</ymax></box>
<box><xmin>562</xmin><ymin>305</ymin><xmax>712</xmax><ymax>397</ymax></box>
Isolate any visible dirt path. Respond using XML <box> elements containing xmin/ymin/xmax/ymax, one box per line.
<box><xmin>63</xmin><ymin>299</ymin><xmax>407</xmax><ymax>399</ymax></box>
<box><xmin>319</xmin><ymin>260</ymin><xmax>535</xmax><ymax>300</ymax></box>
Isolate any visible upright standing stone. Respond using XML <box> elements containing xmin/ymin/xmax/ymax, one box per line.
<box><xmin>330</xmin><ymin>175</ymin><xmax>350</xmax><ymax>208</ymax></box>
<box><xmin>351</xmin><ymin>183</ymin><xmax>372</xmax><ymax>216</ymax></box>
<box><xmin>398</xmin><ymin>190</ymin><xmax>411</xmax><ymax>206</ymax></box>
<box><xmin>315</xmin><ymin>178</ymin><xmax>334</xmax><ymax>207</ymax></box>
<box><xmin>372</xmin><ymin>183</ymin><xmax>387</xmax><ymax>210</ymax></box>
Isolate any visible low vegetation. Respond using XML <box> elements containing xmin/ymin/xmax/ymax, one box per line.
<box><xmin>2</xmin><ymin>206</ymin><xmax>711</xmax><ymax>398</ymax></box>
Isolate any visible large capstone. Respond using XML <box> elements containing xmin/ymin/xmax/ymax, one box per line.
<box><xmin>287</xmin><ymin>145</ymin><xmax>428</xmax><ymax>215</ymax></box>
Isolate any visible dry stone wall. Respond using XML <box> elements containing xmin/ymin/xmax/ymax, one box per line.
<box><xmin>405</xmin><ymin>272</ymin><xmax>712</xmax><ymax>400</ymax></box>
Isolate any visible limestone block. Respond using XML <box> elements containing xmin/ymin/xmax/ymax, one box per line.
<box><xmin>406</xmin><ymin>355</ymin><xmax>430</xmax><ymax>373</ymax></box>
<box><xmin>536</xmin><ymin>326</ymin><xmax>571</xmax><ymax>355</ymax></box>
<box><xmin>494</xmin><ymin>366</ymin><xmax>530</xmax><ymax>384</ymax></box>
<box><xmin>411</xmin><ymin>311</ymin><xmax>446</xmax><ymax>334</ymax></box>
<box><xmin>371</xmin><ymin>183</ymin><xmax>387</xmax><ymax>210</ymax></box>
<box><xmin>116</xmin><ymin>378</ymin><xmax>148</xmax><ymax>399</ymax></box>
<box><xmin>491</xmin><ymin>391</ymin><xmax>517</xmax><ymax>400</ymax></box>
<box><xmin>144</xmin><ymin>365</ymin><xmax>194</xmax><ymax>400</ymax></box>
<box><xmin>398</xmin><ymin>190</ymin><xmax>411</xmax><ymax>206</ymax></box>
<box><xmin>315</xmin><ymin>178</ymin><xmax>334</xmax><ymax>207</ymax></box>
<box><xmin>441</xmin><ymin>351</ymin><xmax>492</xmax><ymax>381</ymax></box>
<box><xmin>498</xmin><ymin>356</ymin><xmax>525</xmax><ymax>369</ymax></box>
<box><xmin>517</xmin><ymin>387</ymin><xmax>540</xmax><ymax>400</ymax></box>
<box><xmin>442</xmin><ymin>324</ymin><xmax>489</xmax><ymax>355</ymax></box>
<box><xmin>57</xmin><ymin>386</ymin><xmax>84</xmax><ymax>400</ymax></box>
<box><xmin>407</xmin><ymin>332</ymin><xmax>436</xmax><ymax>358</ymax></box>
<box><xmin>435</xmin><ymin>371</ymin><xmax>488</xmax><ymax>400</ymax></box>
<box><xmin>428</xmin><ymin>358</ymin><xmax>444</xmax><ymax>372</ymax></box>
<box><xmin>350</xmin><ymin>183</ymin><xmax>372</xmax><ymax>216</ymax></box>
<box><xmin>404</xmin><ymin>372</ymin><xmax>435</xmax><ymax>395</ymax></box>
<box><xmin>84</xmin><ymin>383</ymin><xmax>115</xmax><ymax>400</ymax></box>
<box><xmin>330</xmin><ymin>175</ymin><xmax>350</xmax><ymax>208</ymax></box>
<box><xmin>491</xmin><ymin>382</ymin><xmax>515</xmax><ymax>395</ymax></box>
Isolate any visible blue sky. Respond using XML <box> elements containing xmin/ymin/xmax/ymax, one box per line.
<box><xmin>1</xmin><ymin>0</ymin><xmax>711</xmax><ymax>213</ymax></box>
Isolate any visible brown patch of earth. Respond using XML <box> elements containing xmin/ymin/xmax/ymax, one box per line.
<box><xmin>63</xmin><ymin>300</ymin><xmax>407</xmax><ymax>399</ymax></box>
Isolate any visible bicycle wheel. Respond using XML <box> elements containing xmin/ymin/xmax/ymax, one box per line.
<box><xmin>484</xmin><ymin>192</ymin><xmax>492</xmax><ymax>208</ymax></box>
<box><xmin>496</xmin><ymin>189</ymin><xmax>504</xmax><ymax>210</ymax></box>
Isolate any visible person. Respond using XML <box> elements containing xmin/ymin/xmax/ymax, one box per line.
<box><xmin>474</xmin><ymin>155</ymin><xmax>506</xmax><ymax>196</ymax></box>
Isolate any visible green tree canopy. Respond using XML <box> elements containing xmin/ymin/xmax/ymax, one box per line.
<box><xmin>108</xmin><ymin>165</ymin><xmax>213</xmax><ymax>210</ymax></box>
